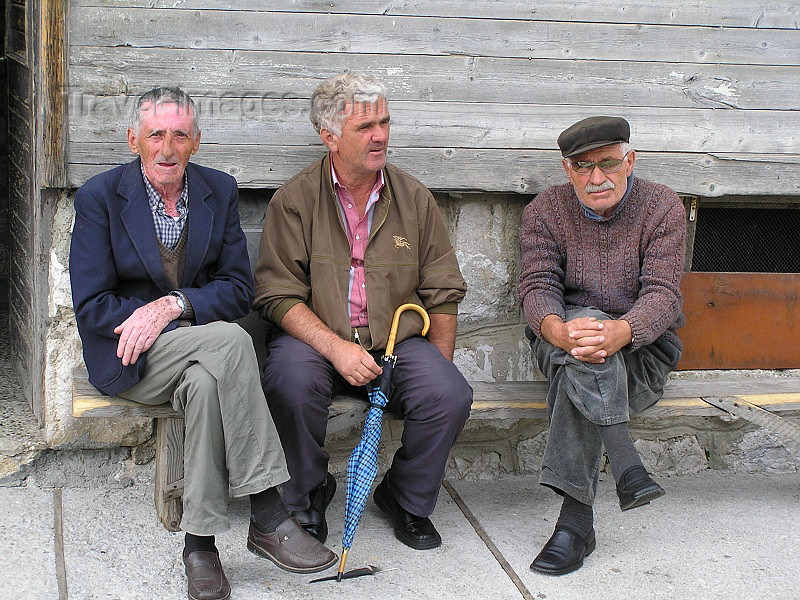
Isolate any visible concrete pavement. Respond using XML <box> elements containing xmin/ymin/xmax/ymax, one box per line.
<box><xmin>2</xmin><ymin>467</ymin><xmax>798</xmax><ymax>600</ymax></box>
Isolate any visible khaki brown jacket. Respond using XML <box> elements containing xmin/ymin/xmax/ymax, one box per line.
<box><xmin>253</xmin><ymin>154</ymin><xmax>466</xmax><ymax>351</ymax></box>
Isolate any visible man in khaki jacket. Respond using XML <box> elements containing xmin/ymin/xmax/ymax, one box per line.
<box><xmin>254</xmin><ymin>72</ymin><xmax>472</xmax><ymax>552</ymax></box>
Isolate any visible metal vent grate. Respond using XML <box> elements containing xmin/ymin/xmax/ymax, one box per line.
<box><xmin>691</xmin><ymin>207</ymin><xmax>800</xmax><ymax>273</ymax></box>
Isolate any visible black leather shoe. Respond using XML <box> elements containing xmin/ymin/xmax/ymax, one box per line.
<box><xmin>291</xmin><ymin>472</ymin><xmax>336</xmax><ymax>543</ymax></box>
<box><xmin>616</xmin><ymin>465</ymin><xmax>665</xmax><ymax>511</ymax></box>
<box><xmin>183</xmin><ymin>550</ymin><xmax>231</xmax><ymax>600</ymax></box>
<box><xmin>373</xmin><ymin>478</ymin><xmax>441</xmax><ymax>550</ymax></box>
<box><xmin>530</xmin><ymin>527</ymin><xmax>596</xmax><ymax>576</ymax></box>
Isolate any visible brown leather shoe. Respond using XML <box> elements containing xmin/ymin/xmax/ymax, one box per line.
<box><xmin>247</xmin><ymin>516</ymin><xmax>337</xmax><ymax>574</ymax></box>
<box><xmin>183</xmin><ymin>550</ymin><xmax>231</xmax><ymax>600</ymax></box>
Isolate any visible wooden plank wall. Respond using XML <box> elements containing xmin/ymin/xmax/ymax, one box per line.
<box><xmin>67</xmin><ymin>1</ymin><xmax>800</xmax><ymax>196</ymax></box>
<box><xmin>7</xmin><ymin>0</ymin><xmax>38</xmax><ymax>418</ymax></box>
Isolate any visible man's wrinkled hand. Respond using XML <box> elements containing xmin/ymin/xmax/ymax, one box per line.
<box><xmin>329</xmin><ymin>340</ymin><xmax>383</xmax><ymax>386</ymax></box>
<box><xmin>568</xmin><ymin>318</ymin><xmax>632</xmax><ymax>363</ymax></box>
<box><xmin>114</xmin><ymin>296</ymin><xmax>182</xmax><ymax>366</ymax></box>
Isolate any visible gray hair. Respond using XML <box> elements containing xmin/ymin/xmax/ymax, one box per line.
<box><xmin>309</xmin><ymin>73</ymin><xmax>388</xmax><ymax>136</ymax></box>
<box><xmin>131</xmin><ymin>87</ymin><xmax>199</xmax><ymax>134</ymax></box>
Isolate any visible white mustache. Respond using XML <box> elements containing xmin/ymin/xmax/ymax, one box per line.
<box><xmin>585</xmin><ymin>180</ymin><xmax>615</xmax><ymax>194</ymax></box>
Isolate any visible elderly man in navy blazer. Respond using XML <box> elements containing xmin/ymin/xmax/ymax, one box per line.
<box><xmin>70</xmin><ymin>87</ymin><xmax>336</xmax><ymax>600</ymax></box>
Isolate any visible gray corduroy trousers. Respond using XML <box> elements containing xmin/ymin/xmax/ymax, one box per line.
<box><xmin>530</xmin><ymin>307</ymin><xmax>681</xmax><ymax>505</ymax></box>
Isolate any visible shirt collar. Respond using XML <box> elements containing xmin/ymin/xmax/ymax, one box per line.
<box><xmin>579</xmin><ymin>173</ymin><xmax>634</xmax><ymax>221</ymax></box>
<box><xmin>140</xmin><ymin>161</ymin><xmax>188</xmax><ymax>212</ymax></box>
<box><xmin>330</xmin><ymin>161</ymin><xmax>385</xmax><ymax>196</ymax></box>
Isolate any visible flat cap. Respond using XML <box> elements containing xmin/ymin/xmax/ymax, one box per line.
<box><xmin>557</xmin><ymin>116</ymin><xmax>630</xmax><ymax>158</ymax></box>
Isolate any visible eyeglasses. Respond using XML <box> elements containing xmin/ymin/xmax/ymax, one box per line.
<box><xmin>568</xmin><ymin>152</ymin><xmax>630</xmax><ymax>175</ymax></box>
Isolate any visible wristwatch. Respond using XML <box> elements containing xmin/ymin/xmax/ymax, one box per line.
<box><xmin>168</xmin><ymin>290</ymin><xmax>187</xmax><ymax>317</ymax></box>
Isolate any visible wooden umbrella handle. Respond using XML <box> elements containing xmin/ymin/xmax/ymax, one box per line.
<box><xmin>385</xmin><ymin>303</ymin><xmax>430</xmax><ymax>356</ymax></box>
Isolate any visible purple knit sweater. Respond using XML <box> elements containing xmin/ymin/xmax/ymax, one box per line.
<box><xmin>518</xmin><ymin>176</ymin><xmax>686</xmax><ymax>351</ymax></box>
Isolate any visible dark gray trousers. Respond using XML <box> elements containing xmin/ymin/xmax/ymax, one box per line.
<box><xmin>531</xmin><ymin>307</ymin><xmax>681</xmax><ymax>505</ymax></box>
<box><xmin>262</xmin><ymin>332</ymin><xmax>473</xmax><ymax>517</ymax></box>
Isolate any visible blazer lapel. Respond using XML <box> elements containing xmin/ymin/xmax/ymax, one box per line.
<box><xmin>118</xmin><ymin>159</ymin><xmax>172</xmax><ymax>290</ymax></box>
<box><xmin>182</xmin><ymin>164</ymin><xmax>214</xmax><ymax>286</ymax></box>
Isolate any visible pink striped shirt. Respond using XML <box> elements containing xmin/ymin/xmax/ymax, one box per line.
<box><xmin>331</xmin><ymin>164</ymin><xmax>385</xmax><ymax>327</ymax></box>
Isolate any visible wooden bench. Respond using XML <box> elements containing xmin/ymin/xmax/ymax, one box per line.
<box><xmin>73</xmin><ymin>368</ymin><xmax>800</xmax><ymax>531</ymax></box>
<box><xmin>71</xmin><ymin>229</ymin><xmax>800</xmax><ymax>529</ymax></box>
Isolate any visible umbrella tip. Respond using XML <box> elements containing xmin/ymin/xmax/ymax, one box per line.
<box><xmin>337</xmin><ymin>548</ymin><xmax>349</xmax><ymax>582</ymax></box>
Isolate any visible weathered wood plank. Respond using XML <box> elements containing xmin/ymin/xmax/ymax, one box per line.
<box><xmin>68</xmin><ymin>97</ymin><xmax>799</xmax><ymax>155</ymax></box>
<box><xmin>154</xmin><ymin>418</ymin><xmax>184</xmax><ymax>531</ymax></box>
<box><xmin>40</xmin><ymin>0</ymin><xmax>69</xmax><ymax>187</ymax></box>
<box><xmin>69</xmin><ymin>0</ymin><xmax>800</xmax><ymax>30</ymax></box>
<box><xmin>66</xmin><ymin>147</ymin><xmax>800</xmax><ymax>197</ymax></box>
<box><xmin>73</xmin><ymin>370</ymin><xmax>182</xmax><ymax>417</ymax></box>
<box><xmin>73</xmin><ymin>371</ymin><xmax>800</xmax><ymax>420</ymax></box>
<box><xmin>68</xmin><ymin>7</ymin><xmax>800</xmax><ymax>66</ymax></box>
<box><xmin>68</xmin><ymin>47</ymin><xmax>800</xmax><ymax>111</ymax></box>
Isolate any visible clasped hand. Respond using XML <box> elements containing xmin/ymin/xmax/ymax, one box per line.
<box><xmin>545</xmin><ymin>315</ymin><xmax>632</xmax><ymax>364</ymax></box>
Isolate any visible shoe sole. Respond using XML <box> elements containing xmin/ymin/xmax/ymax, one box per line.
<box><xmin>530</xmin><ymin>536</ymin><xmax>597</xmax><ymax>576</ymax></box>
<box><xmin>374</xmin><ymin>486</ymin><xmax>442</xmax><ymax>551</ymax></box>
<box><xmin>189</xmin><ymin>591</ymin><xmax>230</xmax><ymax>600</ymax></box>
<box><xmin>620</xmin><ymin>486</ymin><xmax>666</xmax><ymax>511</ymax></box>
<box><xmin>246</xmin><ymin>538</ymin><xmax>337</xmax><ymax>574</ymax></box>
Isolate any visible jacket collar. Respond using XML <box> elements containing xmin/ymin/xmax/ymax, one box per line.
<box><xmin>322</xmin><ymin>153</ymin><xmax>393</xmax><ymax>238</ymax></box>
<box><xmin>117</xmin><ymin>158</ymin><xmax>214</xmax><ymax>288</ymax></box>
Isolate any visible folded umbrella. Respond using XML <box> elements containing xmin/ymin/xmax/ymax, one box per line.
<box><xmin>336</xmin><ymin>303</ymin><xmax>430</xmax><ymax>581</ymax></box>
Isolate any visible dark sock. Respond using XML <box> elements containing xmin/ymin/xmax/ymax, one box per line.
<box><xmin>555</xmin><ymin>494</ymin><xmax>594</xmax><ymax>538</ymax></box>
<box><xmin>184</xmin><ymin>533</ymin><xmax>216</xmax><ymax>556</ymax></box>
<box><xmin>250</xmin><ymin>487</ymin><xmax>290</xmax><ymax>534</ymax></box>
<box><xmin>599</xmin><ymin>422</ymin><xmax>644</xmax><ymax>483</ymax></box>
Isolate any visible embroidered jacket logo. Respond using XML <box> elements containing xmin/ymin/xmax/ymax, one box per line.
<box><xmin>393</xmin><ymin>236</ymin><xmax>411</xmax><ymax>250</ymax></box>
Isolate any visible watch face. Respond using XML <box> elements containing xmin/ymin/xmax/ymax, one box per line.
<box><xmin>171</xmin><ymin>292</ymin><xmax>185</xmax><ymax>312</ymax></box>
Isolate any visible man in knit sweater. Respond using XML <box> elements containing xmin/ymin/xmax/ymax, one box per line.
<box><xmin>517</xmin><ymin>116</ymin><xmax>686</xmax><ymax>575</ymax></box>
<box><xmin>70</xmin><ymin>87</ymin><xmax>336</xmax><ymax>600</ymax></box>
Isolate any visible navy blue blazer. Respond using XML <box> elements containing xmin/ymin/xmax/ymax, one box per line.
<box><xmin>70</xmin><ymin>158</ymin><xmax>254</xmax><ymax>396</ymax></box>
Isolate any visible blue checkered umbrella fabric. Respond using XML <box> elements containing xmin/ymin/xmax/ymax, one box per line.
<box><xmin>341</xmin><ymin>355</ymin><xmax>396</xmax><ymax>552</ymax></box>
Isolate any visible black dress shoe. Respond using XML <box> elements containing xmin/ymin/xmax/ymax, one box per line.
<box><xmin>616</xmin><ymin>465</ymin><xmax>665</xmax><ymax>511</ymax></box>
<box><xmin>291</xmin><ymin>472</ymin><xmax>336</xmax><ymax>543</ymax></box>
<box><xmin>183</xmin><ymin>550</ymin><xmax>231</xmax><ymax>600</ymax></box>
<box><xmin>530</xmin><ymin>527</ymin><xmax>596</xmax><ymax>576</ymax></box>
<box><xmin>373</xmin><ymin>478</ymin><xmax>442</xmax><ymax>550</ymax></box>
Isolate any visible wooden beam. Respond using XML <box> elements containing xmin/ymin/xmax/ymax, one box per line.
<box><xmin>69</xmin><ymin>47</ymin><xmax>800</xmax><ymax>111</ymax></box>
<box><xmin>66</xmin><ymin>147</ymin><xmax>800</xmax><ymax>196</ymax></box>
<box><xmin>39</xmin><ymin>0</ymin><xmax>69</xmax><ymax>187</ymax></box>
<box><xmin>69</xmin><ymin>1</ymin><xmax>800</xmax><ymax>30</ymax></box>
<box><xmin>67</xmin><ymin>7</ymin><xmax>800</xmax><ymax>66</ymax></box>
<box><xmin>68</xmin><ymin>98</ymin><xmax>799</xmax><ymax>155</ymax></box>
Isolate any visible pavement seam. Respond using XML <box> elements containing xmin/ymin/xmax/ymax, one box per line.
<box><xmin>442</xmin><ymin>480</ymin><xmax>535</xmax><ymax>600</ymax></box>
<box><xmin>54</xmin><ymin>488</ymin><xmax>69</xmax><ymax>600</ymax></box>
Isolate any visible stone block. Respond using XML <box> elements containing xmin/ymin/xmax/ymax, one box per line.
<box><xmin>726</xmin><ymin>429</ymin><xmax>800</xmax><ymax>474</ymax></box>
<box><xmin>516</xmin><ymin>430</ymin><xmax>548</xmax><ymax>474</ymax></box>
<box><xmin>447</xmin><ymin>452</ymin><xmax>503</xmax><ymax>481</ymax></box>
<box><xmin>636</xmin><ymin>436</ymin><xmax>709</xmax><ymax>475</ymax></box>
